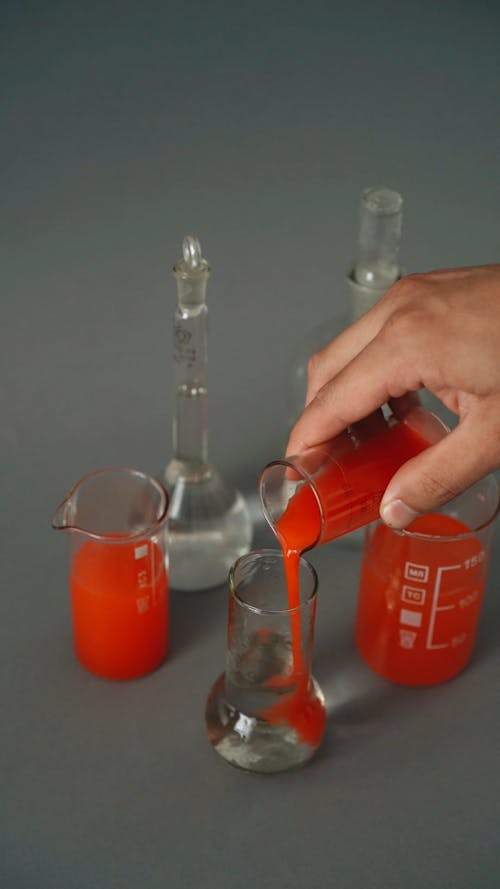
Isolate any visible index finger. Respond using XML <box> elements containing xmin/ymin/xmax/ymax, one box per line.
<box><xmin>305</xmin><ymin>284</ymin><xmax>405</xmax><ymax>406</ymax></box>
<box><xmin>286</xmin><ymin>322</ymin><xmax>422</xmax><ymax>456</ymax></box>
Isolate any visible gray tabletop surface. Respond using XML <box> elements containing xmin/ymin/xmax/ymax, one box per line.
<box><xmin>2</xmin><ymin>2</ymin><xmax>499</xmax><ymax>888</ymax></box>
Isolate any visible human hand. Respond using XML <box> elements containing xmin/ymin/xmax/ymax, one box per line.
<box><xmin>286</xmin><ymin>265</ymin><xmax>500</xmax><ymax>528</ymax></box>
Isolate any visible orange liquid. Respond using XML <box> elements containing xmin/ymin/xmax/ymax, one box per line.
<box><xmin>313</xmin><ymin>414</ymin><xmax>434</xmax><ymax>545</ymax></box>
<box><xmin>355</xmin><ymin>513</ymin><xmax>485</xmax><ymax>685</ymax></box>
<box><xmin>254</xmin><ymin>485</ymin><xmax>326</xmax><ymax>746</ymax></box>
<box><xmin>264</xmin><ymin>413</ymin><xmax>443</xmax><ymax>729</ymax></box>
<box><xmin>70</xmin><ymin>539</ymin><xmax>168</xmax><ymax>680</ymax></box>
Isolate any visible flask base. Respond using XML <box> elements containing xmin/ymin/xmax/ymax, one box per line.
<box><xmin>205</xmin><ymin>673</ymin><xmax>325</xmax><ymax>774</ymax></box>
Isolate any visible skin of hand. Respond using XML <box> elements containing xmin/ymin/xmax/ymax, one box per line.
<box><xmin>286</xmin><ymin>264</ymin><xmax>500</xmax><ymax>528</ymax></box>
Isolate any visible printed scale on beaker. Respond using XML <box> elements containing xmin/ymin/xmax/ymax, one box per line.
<box><xmin>162</xmin><ymin>235</ymin><xmax>252</xmax><ymax>591</ymax></box>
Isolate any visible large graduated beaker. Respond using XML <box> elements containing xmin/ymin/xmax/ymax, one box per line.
<box><xmin>52</xmin><ymin>468</ymin><xmax>169</xmax><ymax>680</ymax></box>
<box><xmin>356</xmin><ymin>474</ymin><xmax>499</xmax><ymax>685</ymax></box>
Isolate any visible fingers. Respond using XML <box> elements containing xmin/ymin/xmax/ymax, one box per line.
<box><xmin>380</xmin><ymin>401</ymin><xmax>500</xmax><ymax>528</ymax></box>
<box><xmin>304</xmin><ymin>306</ymin><xmax>382</xmax><ymax>407</ymax></box>
<box><xmin>389</xmin><ymin>393</ymin><xmax>422</xmax><ymax>419</ymax></box>
<box><xmin>305</xmin><ymin>281</ymin><xmax>409</xmax><ymax>405</ymax></box>
<box><xmin>286</xmin><ymin>322</ymin><xmax>421</xmax><ymax>456</ymax></box>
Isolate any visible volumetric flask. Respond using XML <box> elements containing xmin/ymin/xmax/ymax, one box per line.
<box><xmin>205</xmin><ymin>549</ymin><xmax>326</xmax><ymax>774</ymax></box>
<box><xmin>355</xmin><ymin>474</ymin><xmax>499</xmax><ymax>686</ymax></box>
<box><xmin>52</xmin><ymin>468</ymin><xmax>169</xmax><ymax>680</ymax></box>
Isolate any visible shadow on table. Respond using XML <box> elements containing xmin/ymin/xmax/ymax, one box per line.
<box><xmin>311</xmin><ymin>620</ymin><xmax>499</xmax><ymax>764</ymax></box>
<box><xmin>168</xmin><ymin>584</ymin><xmax>228</xmax><ymax>658</ymax></box>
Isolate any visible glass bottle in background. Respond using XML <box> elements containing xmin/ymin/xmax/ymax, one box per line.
<box><xmin>162</xmin><ymin>236</ymin><xmax>252</xmax><ymax>591</ymax></box>
<box><xmin>288</xmin><ymin>185</ymin><xmax>405</xmax><ymax>426</ymax></box>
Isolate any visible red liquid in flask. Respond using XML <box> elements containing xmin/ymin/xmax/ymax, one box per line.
<box><xmin>70</xmin><ymin>539</ymin><xmax>168</xmax><ymax>680</ymax></box>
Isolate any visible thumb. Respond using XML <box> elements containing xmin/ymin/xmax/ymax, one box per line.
<box><xmin>380</xmin><ymin>411</ymin><xmax>499</xmax><ymax>528</ymax></box>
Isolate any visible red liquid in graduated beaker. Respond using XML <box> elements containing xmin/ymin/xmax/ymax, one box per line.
<box><xmin>355</xmin><ymin>509</ymin><xmax>493</xmax><ymax>685</ymax></box>
<box><xmin>70</xmin><ymin>539</ymin><xmax>168</xmax><ymax>680</ymax></box>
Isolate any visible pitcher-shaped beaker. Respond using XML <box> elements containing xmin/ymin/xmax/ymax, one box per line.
<box><xmin>52</xmin><ymin>468</ymin><xmax>169</xmax><ymax>680</ymax></box>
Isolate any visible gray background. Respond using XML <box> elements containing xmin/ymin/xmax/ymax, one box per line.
<box><xmin>1</xmin><ymin>1</ymin><xmax>499</xmax><ymax>887</ymax></box>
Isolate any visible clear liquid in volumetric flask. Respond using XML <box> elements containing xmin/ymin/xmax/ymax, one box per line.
<box><xmin>162</xmin><ymin>236</ymin><xmax>252</xmax><ymax>591</ymax></box>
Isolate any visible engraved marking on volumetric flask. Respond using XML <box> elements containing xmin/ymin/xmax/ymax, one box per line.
<box><xmin>175</xmin><ymin>327</ymin><xmax>191</xmax><ymax>345</ymax></box>
<box><xmin>174</xmin><ymin>326</ymin><xmax>196</xmax><ymax>367</ymax></box>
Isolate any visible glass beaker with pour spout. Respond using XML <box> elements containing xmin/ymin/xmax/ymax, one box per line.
<box><xmin>52</xmin><ymin>468</ymin><xmax>169</xmax><ymax>680</ymax></box>
<box><xmin>260</xmin><ymin>407</ymin><xmax>449</xmax><ymax>554</ymax></box>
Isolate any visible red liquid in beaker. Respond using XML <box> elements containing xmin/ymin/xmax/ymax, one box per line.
<box><xmin>70</xmin><ymin>539</ymin><xmax>168</xmax><ymax>680</ymax></box>
<box><xmin>290</xmin><ymin>415</ymin><xmax>434</xmax><ymax>552</ymax></box>
<box><xmin>263</xmin><ymin>413</ymin><xmax>441</xmax><ymax>728</ymax></box>
<box><xmin>276</xmin><ymin>412</ymin><xmax>436</xmax><ymax>602</ymax></box>
<box><xmin>355</xmin><ymin>513</ymin><xmax>485</xmax><ymax>685</ymax></box>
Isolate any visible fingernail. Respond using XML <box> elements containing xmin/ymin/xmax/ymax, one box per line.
<box><xmin>380</xmin><ymin>498</ymin><xmax>419</xmax><ymax>529</ymax></box>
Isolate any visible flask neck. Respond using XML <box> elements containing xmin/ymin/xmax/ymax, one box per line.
<box><xmin>169</xmin><ymin>236</ymin><xmax>211</xmax><ymax>470</ymax></box>
<box><xmin>346</xmin><ymin>266</ymin><xmax>403</xmax><ymax>323</ymax></box>
<box><xmin>171</xmin><ymin>303</ymin><xmax>209</xmax><ymax>467</ymax></box>
<box><xmin>347</xmin><ymin>186</ymin><xmax>404</xmax><ymax>322</ymax></box>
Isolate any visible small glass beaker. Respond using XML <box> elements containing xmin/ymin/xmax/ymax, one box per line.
<box><xmin>260</xmin><ymin>408</ymin><xmax>448</xmax><ymax>553</ymax></box>
<box><xmin>52</xmin><ymin>468</ymin><xmax>169</xmax><ymax>680</ymax></box>
<box><xmin>355</xmin><ymin>474</ymin><xmax>499</xmax><ymax>686</ymax></box>
<box><xmin>205</xmin><ymin>549</ymin><xmax>326</xmax><ymax>774</ymax></box>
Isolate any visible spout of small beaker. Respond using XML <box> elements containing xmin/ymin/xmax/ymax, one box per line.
<box><xmin>259</xmin><ymin>457</ymin><xmax>323</xmax><ymax>552</ymax></box>
<box><xmin>51</xmin><ymin>495</ymin><xmax>76</xmax><ymax>532</ymax></box>
<box><xmin>51</xmin><ymin>468</ymin><xmax>169</xmax><ymax>540</ymax></box>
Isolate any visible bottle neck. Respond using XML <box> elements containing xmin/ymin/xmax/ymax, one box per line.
<box><xmin>172</xmin><ymin>304</ymin><xmax>209</xmax><ymax>467</ymax></box>
<box><xmin>346</xmin><ymin>266</ymin><xmax>402</xmax><ymax>323</ymax></box>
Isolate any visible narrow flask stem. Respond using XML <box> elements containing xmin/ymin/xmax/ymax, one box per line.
<box><xmin>348</xmin><ymin>186</ymin><xmax>403</xmax><ymax>322</ymax></box>
<box><xmin>354</xmin><ymin>186</ymin><xmax>403</xmax><ymax>289</ymax></box>
<box><xmin>171</xmin><ymin>236</ymin><xmax>210</xmax><ymax>466</ymax></box>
